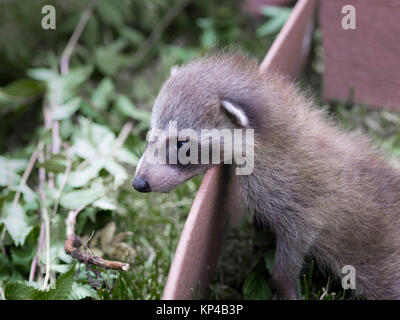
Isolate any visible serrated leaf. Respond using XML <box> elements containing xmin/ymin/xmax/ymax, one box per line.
<box><xmin>69</xmin><ymin>282</ymin><xmax>99</xmax><ymax>300</ymax></box>
<box><xmin>42</xmin><ymin>267</ymin><xmax>75</xmax><ymax>300</ymax></box>
<box><xmin>0</xmin><ymin>203</ymin><xmax>33</xmax><ymax>246</ymax></box>
<box><xmin>60</xmin><ymin>185</ymin><xmax>105</xmax><ymax>210</ymax></box>
<box><xmin>5</xmin><ymin>281</ymin><xmax>43</xmax><ymax>300</ymax></box>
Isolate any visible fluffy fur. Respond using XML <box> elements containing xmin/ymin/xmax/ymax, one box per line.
<box><xmin>135</xmin><ymin>50</ymin><xmax>400</xmax><ymax>299</ymax></box>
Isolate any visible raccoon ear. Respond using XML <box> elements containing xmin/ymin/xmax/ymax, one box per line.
<box><xmin>221</xmin><ymin>100</ymin><xmax>249</xmax><ymax>127</ymax></box>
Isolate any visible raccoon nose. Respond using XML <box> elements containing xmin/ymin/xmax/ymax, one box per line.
<box><xmin>133</xmin><ymin>176</ymin><xmax>151</xmax><ymax>193</ymax></box>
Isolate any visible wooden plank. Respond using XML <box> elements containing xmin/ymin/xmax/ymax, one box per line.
<box><xmin>320</xmin><ymin>0</ymin><xmax>400</xmax><ymax>110</ymax></box>
<box><xmin>162</xmin><ymin>166</ymin><xmax>232</xmax><ymax>299</ymax></box>
<box><xmin>162</xmin><ymin>0</ymin><xmax>316</xmax><ymax>300</ymax></box>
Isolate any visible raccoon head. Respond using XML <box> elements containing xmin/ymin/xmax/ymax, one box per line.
<box><xmin>133</xmin><ymin>51</ymin><xmax>260</xmax><ymax>193</ymax></box>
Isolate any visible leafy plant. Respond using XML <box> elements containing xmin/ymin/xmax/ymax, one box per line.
<box><xmin>256</xmin><ymin>6</ymin><xmax>292</xmax><ymax>37</ymax></box>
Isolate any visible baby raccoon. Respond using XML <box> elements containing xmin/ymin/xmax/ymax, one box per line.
<box><xmin>133</xmin><ymin>50</ymin><xmax>400</xmax><ymax>299</ymax></box>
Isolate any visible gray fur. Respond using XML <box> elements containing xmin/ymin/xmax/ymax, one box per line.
<box><xmin>134</xmin><ymin>50</ymin><xmax>400</xmax><ymax>299</ymax></box>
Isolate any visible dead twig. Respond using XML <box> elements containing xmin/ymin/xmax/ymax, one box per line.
<box><xmin>64</xmin><ymin>207</ymin><xmax>129</xmax><ymax>271</ymax></box>
<box><xmin>60</xmin><ymin>0</ymin><xmax>97</xmax><ymax>75</ymax></box>
<box><xmin>65</xmin><ymin>234</ymin><xmax>129</xmax><ymax>271</ymax></box>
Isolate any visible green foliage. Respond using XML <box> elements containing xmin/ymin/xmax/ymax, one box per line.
<box><xmin>0</xmin><ymin>203</ymin><xmax>35</xmax><ymax>247</ymax></box>
<box><xmin>1</xmin><ymin>0</ymin><xmax>274</xmax><ymax>300</ymax></box>
<box><xmin>4</xmin><ymin>266</ymin><xmax>98</xmax><ymax>300</ymax></box>
<box><xmin>243</xmin><ymin>263</ymin><xmax>272</xmax><ymax>300</ymax></box>
<box><xmin>256</xmin><ymin>6</ymin><xmax>292</xmax><ymax>37</ymax></box>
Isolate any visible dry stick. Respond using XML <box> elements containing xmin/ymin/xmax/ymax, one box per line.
<box><xmin>64</xmin><ymin>207</ymin><xmax>130</xmax><ymax>271</ymax></box>
<box><xmin>131</xmin><ymin>0</ymin><xmax>191</xmax><ymax>65</ymax></box>
<box><xmin>52</xmin><ymin>143</ymin><xmax>72</xmax><ymax>216</ymax></box>
<box><xmin>29</xmin><ymin>143</ymin><xmax>70</xmax><ymax>283</ymax></box>
<box><xmin>114</xmin><ymin>121</ymin><xmax>134</xmax><ymax>149</ymax></box>
<box><xmin>12</xmin><ymin>142</ymin><xmax>43</xmax><ymax>207</ymax></box>
<box><xmin>60</xmin><ymin>0</ymin><xmax>97</xmax><ymax>76</ymax></box>
<box><xmin>29</xmin><ymin>222</ymin><xmax>45</xmax><ymax>282</ymax></box>
<box><xmin>38</xmin><ymin>147</ymin><xmax>51</xmax><ymax>290</ymax></box>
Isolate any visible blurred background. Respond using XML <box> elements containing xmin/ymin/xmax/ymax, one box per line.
<box><xmin>0</xmin><ymin>0</ymin><xmax>399</xmax><ymax>300</ymax></box>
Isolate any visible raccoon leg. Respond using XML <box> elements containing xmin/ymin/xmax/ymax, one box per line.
<box><xmin>271</xmin><ymin>235</ymin><xmax>307</xmax><ymax>300</ymax></box>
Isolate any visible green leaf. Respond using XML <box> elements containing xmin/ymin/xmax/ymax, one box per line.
<box><xmin>94</xmin><ymin>43</ymin><xmax>131</xmax><ymax>77</ymax></box>
<box><xmin>82</xmin><ymin>15</ymin><xmax>100</xmax><ymax>50</ymax></box>
<box><xmin>104</xmin><ymin>158</ymin><xmax>128</xmax><ymax>186</ymax></box>
<box><xmin>0</xmin><ymin>79</ymin><xmax>44</xmax><ymax>111</ymax></box>
<box><xmin>1</xmin><ymin>79</ymin><xmax>43</xmax><ymax>98</ymax></box>
<box><xmin>5</xmin><ymin>267</ymin><xmax>76</xmax><ymax>300</ymax></box>
<box><xmin>58</xmin><ymin>66</ymin><xmax>93</xmax><ymax>102</ymax></box>
<box><xmin>36</xmin><ymin>154</ymin><xmax>68</xmax><ymax>173</ymax></box>
<box><xmin>256</xmin><ymin>14</ymin><xmax>289</xmax><ymax>37</ymax></box>
<box><xmin>68</xmin><ymin>160</ymin><xmax>104</xmax><ymax>188</ymax></box>
<box><xmin>93</xmin><ymin>197</ymin><xmax>117</xmax><ymax>211</ymax></box>
<box><xmin>5</xmin><ymin>281</ymin><xmax>42</xmax><ymax>300</ymax></box>
<box><xmin>257</xmin><ymin>6</ymin><xmax>291</xmax><ymax>37</ymax></box>
<box><xmin>60</xmin><ymin>185</ymin><xmax>105</xmax><ymax>210</ymax></box>
<box><xmin>91</xmin><ymin>78</ymin><xmax>114</xmax><ymax>110</ymax></box>
<box><xmin>0</xmin><ymin>156</ymin><xmax>28</xmax><ymax>172</ymax></box>
<box><xmin>9</xmin><ymin>185</ymin><xmax>38</xmax><ymax>208</ymax></box>
<box><xmin>27</xmin><ymin>68</ymin><xmax>58</xmax><ymax>82</ymax></box>
<box><xmin>0</xmin><ymin>156</ymin><xmax>27</xmax><ymax>187</ymax></box>
<box><xmin>53</xmin><ymin>97</ymin><xmax>82</xmax><ymax>120</ymax></box>
<box><xmin>42</xmin><ymin>267</ymin><xmax>75</xmax><ymax>300</ymax></box>
<box><xmin>115</xmin><ymin>148</ymin><xmax>139</xmax><ymax>165</ymax></box>
<box><xmin>120</xmin><ymin>26</ymin><xmax>145</xmax><ymax>47</ymax></box>
<box><xmin>0</xmin><ymin>203</ymin><xmax>34</xmax><ymax>246</ymax></box>
<box><xmin>115</xmin><ymin>95</ymin><xmax>151</xmax><ymax>125</ymax></box>
<box><xmin>243</xmin><ymin>265</ymin><xmax>272</xmax><ymax>300</ymax></box>
<box><xmin>260</xmin><ymin>5</ymin><xmax>292</xmax><ymax>18</ymax></box>
<box><xmin>97</xmin><ymin>0</ymin><xmax>125</xmax><ymax>28</ymax></box>
<box><xmin>10</xmin><ymin>230</ymin><xmax>36</xmax><ymax>272</ymax></box>
<box><xmin>69</xmin><ymin>282</ymin><xmax>99</xmax><ymax>300</ymax></box>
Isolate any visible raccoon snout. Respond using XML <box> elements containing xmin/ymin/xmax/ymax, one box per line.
<box><xmin>133</xmin><ymin>176</ymin><xmax>151</xmax><ymax>193</ymax></box>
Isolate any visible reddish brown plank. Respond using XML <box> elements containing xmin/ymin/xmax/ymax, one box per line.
<box><xmin>320</xmin><ymin>0</ymin><xmax>400</xmax><ymax>110</ymax></box>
